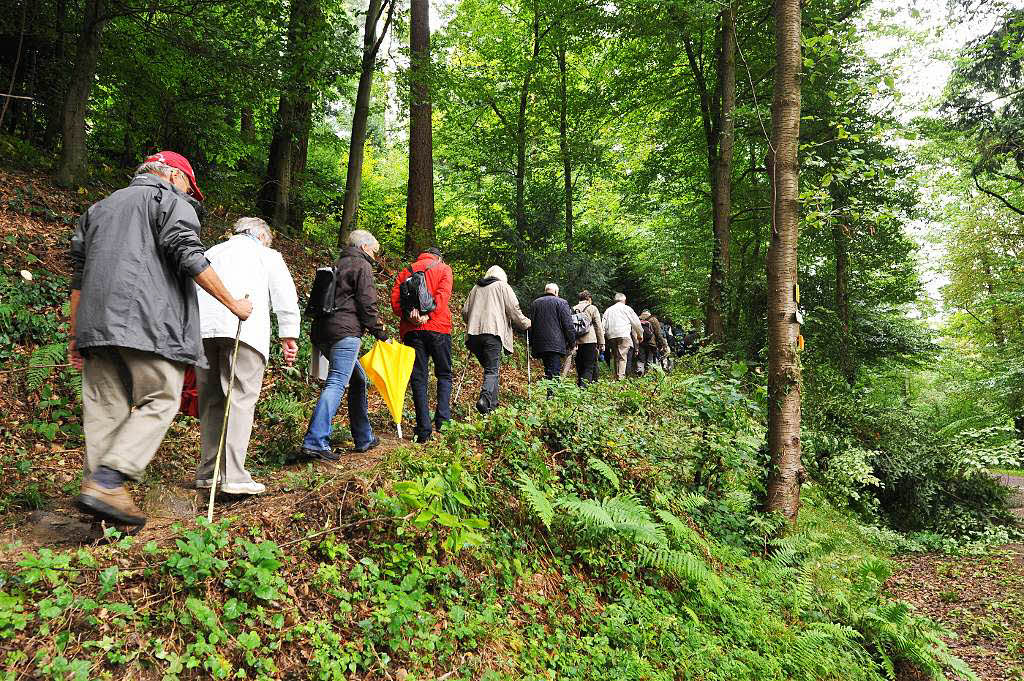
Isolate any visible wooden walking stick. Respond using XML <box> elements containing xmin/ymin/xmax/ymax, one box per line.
<box><xmin>206</xmin><ymin>295</ymin><xmax>248</xmax><ymax>523</ymax></box>
<box><xmin>526</xmin><ymin>329</ymin><xmax>532</xmax><ymax>399</ymax></box>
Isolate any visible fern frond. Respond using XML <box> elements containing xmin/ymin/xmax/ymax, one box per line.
<box><xmin>638</xmin><ymin>548</ymin><xmax>724</xmax><ymax>593</ymax></box>
<box><xmin>604</xmin><ymin>494</ymin><xmax>666</xmax><ymax>546</ymax></box>
<box><xmin>557</xmin><ymin>495</ymin><xmax>615</xmax><ymax>530</ymax></box>
<box><xmin>517</xmin><ymin>473</ymin><xmax>554</xmax><ymax>529</ymax></box>
<box><xmin>587</xmin><ymin>457</ymin><xmax>620</xmax><ymax>490</ymax></box>
<box><xmin>27</xmin><ymin>342</ymin><xmax>67</xmax><ymax>391</ymax></box>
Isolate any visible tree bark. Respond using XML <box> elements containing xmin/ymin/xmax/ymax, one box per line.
<box><xmin>56</xmin><ymin>0</ymin><xmax>105</xmax><ymax>187</ymax></box>
<box><xmin>763</xmin><ymin>0</ymin><xmax>803</xmax><ymax>524</ymax></box>
<box><xmin>340</xmin><ymin>0</ymin><xmax>394</xmax><ymax>247</ymax></box>
<box><xmin>259</xmin><ymin>95</ymin><xmax>295</xmax><ymax>228</ymax></box>
<box><xmin>557</xmin><ymin>41</ymin><xmax>573</xmax><ymax>254</ymax></box>
<box><xmin>512</xmin><ymin>1</ymin><xmax>541</xmax><ymax>278</ymax></box>
<box><xmin>405</xmin><ymin>0</ymin><xmax>436</xmax><ymax>256</ymax></box>
<box><xmin>706</xmin><ymin>5</ymin><xmax>736</xmax><ymax>347</ymax></box>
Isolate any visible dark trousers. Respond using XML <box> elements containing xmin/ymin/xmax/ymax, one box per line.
<box><xmin>539</xmin><ymin>351</ymin><xmax>563</xmax><ymax>380</ymax></box>
<box><xmin>467</xmin><ymin>333</ymin><xmax>502</xmax><ymax>413</ymax></box>
<box><xmin>404</xmin><ymin>330</ymin><xmax>452</xmax><ymax>439</ymax></box>
<box><xmin>575</xmin><ymin>343</ymin><xmax>599</xmax><ymax>385</ymax></box>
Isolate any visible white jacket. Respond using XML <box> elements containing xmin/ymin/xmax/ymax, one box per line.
<box><xmin>603</xmin><ymin>302</ymin><xmax>643</xmax><ymax>341</ymax></box>
<box><xmin>198</xmin><ymin>235</ymin><xmax>300</xmax><ymax>361</ymax></box>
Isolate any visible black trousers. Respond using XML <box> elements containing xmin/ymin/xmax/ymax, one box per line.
<box><xmin>467</xmin><ymin>333</ymin><xmax>503</xmax><ymax>413</ymax></box>
<box><xmin>539</xmin><ymin>351</ymin><xmax>563</xmax><ymax>380</ymax></box>
<box><xmin>575</xmin><ymin>343</ymin><xmax>599</xmax><ymax>385</ymax></box>
<box><xmin>404</xmin><ymin>330</ymin><xmax>452</xmax><ymax>439</ymax></box>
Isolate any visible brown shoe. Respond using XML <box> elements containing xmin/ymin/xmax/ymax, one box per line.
<box><xmin>77</xmin><ymin>479</ymin><xmax>147</xmax><ymax>526</ymax></box>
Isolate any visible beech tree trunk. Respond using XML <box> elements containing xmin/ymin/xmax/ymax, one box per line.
<box><xmin>763</xmin><ymin>0</ymin><xmax>804</xmax><ymax>524</ymax></box>
<box><xmin>405</xmin><ymin>0</ymin><xmax>436</xmax><ymax>256</ymax></box>
<box><xmin>340</xmin><ymin>0</ymin><xmax>393</xmax><ymax>247</ymax></box>
<box><xmin>56</xmin><ymin>0</ymin><xmax>105</xmax><ymax>187</ymax></box>
<box><xmin>259</xmin><ymin>96</ymin><xmax>295</xmax><ymax>228</ymax></box>
<box><xmin>706</xmin><ymin>5</ymin><xmax>736</xmax><ymax>347</ymax></box>
<box><xmin>557</xmin><ymin>41</ymin><xmax>573</xmax><ymax>254</ymax></box>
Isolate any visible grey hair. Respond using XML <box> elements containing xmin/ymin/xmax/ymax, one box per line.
<box><xmin>614</xmin><ymin>292</ymin><xmax>626</xmax><ymax>303</ymax></box>
<box><xmin>233</xmin><ymin>216</ymin><xmax>273</xmax><ymax>245</ymax></box>
<box><xmin>544</xmin><ymin>282</ymin><xmax>559</xmax><ymax>295</ymax></box>
<box><xmin>135</xmin><ymin>161</ymin><xmax>177</xmax><ymax>179</ymax></box>
<box><xmin>347</xmin><ymin>229</ymin><xmax>380</xmax><ymax>252</ymax></box>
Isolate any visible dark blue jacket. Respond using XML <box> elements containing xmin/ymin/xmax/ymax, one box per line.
<box><xmin>528</xmin><ymin>293</ymin><xmax>575</xmax><ymax>357</ymax></box>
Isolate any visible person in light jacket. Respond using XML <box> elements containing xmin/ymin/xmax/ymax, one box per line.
<box><xmin>602</xmin><ymin>293</ymin><xmax>643</xmax><ymax>381</ymax></box>
<box><xmin>194</xmin><ymin>218</ymin><xmax>300</xmax><ymax>496</ymax></box>
<box><xmin>462</xmin><ymin>265</ymin><xmax>531</xmax><ymax>414</ymax></box>
<box><xmin>69</xmin><ymin>152</ymin><xmax>252</xmax><ymax>527</ymax></box>
<box><xmin>572</xmin><ymin>291</ymin><xmax>604</xmax><ymax>385</ymax></box>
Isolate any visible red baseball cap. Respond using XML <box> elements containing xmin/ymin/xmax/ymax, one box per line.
<box><xmin>143</xmin><ymin>150</ymin><xmax>204</xmax><ymax>201</ymax></box>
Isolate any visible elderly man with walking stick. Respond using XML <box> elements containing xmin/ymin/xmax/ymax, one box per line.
<box><xmin>194</xmin><ymin>217</ymin><xmax>300</xmax><ymax>497</ymax></box>
<box><xmin>69</xmin><ymin>152</ymin><xmax>252</xmax><ymax>528</ymax></box>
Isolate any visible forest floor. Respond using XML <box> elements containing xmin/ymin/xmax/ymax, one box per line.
<box><xmin>888</xmin><ymin>474</ymin><xmax>1024</xmax><ymax>681</ymax></box>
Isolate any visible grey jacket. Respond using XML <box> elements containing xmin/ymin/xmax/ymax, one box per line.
<box><xmin>462</xmin><ymin>276</ymin><xmax>531</xmax><ymax>353</ymax></box>
<box><xmin>71</xmin><ymin>174</ymin><xmax>211</xmax><ymax>366</ymax></box>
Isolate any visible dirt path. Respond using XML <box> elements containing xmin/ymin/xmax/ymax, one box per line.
<box><xmin>888</xmin><ymin>475</ymin><xmax>1024</xmax><ymax>681</ymax></box>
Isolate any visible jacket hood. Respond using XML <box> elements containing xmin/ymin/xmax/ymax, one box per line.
<box><xmin>477</xmin><ymin>276</ymin><xmax>501</xmax><ymax>287</ymax></box>
<box><xmin>484</xmin><ymin>265</ymin><xmax>508</xmax><ymax>282</ymax></box>
<box><xmin>345</xmin><ymin>244</ymin><xmax>375</xmax><ymax>265</ymax></box>
<box><xmin>131</xmin><ymin>173</ymin><xmax>204</xmax><ymax>210</ymax></box>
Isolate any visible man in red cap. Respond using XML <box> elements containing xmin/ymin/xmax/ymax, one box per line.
<box><xmin>68</xmin><ymin>151</ymin><xmax>253</xmax><ymax>527</ymax></box>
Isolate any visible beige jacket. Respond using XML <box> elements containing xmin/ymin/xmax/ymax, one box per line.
<box><xmin>462</xmin><ymin>266</ymin><xmax>531</xmax><ymax>353</ymax></box>
<box><xmin>603</xmin><ymin>301</ymin><xmax>643</xmax><ymax>341</ymax></box>
<box><xmin>573</xmin><ymin>301</ymin><xmax>605</xmax><ymax>346</ymax></box>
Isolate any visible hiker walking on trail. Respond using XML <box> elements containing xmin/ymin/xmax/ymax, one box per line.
<box><xmin>637</xmin><ymin>310</ymin><xmax>668</xmax><ymax>375</ymax></box>
<box><xmin>462</xmin><ymin>265</ymin><xmax>531</xmax><ymax>414</ymax></box>
<box><xmin>572</xmin><ymin>291</ymin><xmax>604</xmax><ymax>385</ymax></box>
<box><xmin>299</xmin><ymin>230</ymin><xmax>388</xmax><ymax>462</ymax></box>
<box><xmin>528</xmin><ymin>283</ymin><xmax>576</xmax><ymax>385</ymax></box>
<box><xmin>194</xmin><ymin>218</ymin><xmax>300</xmax><ymax>496</ymax></box>
<box><xmin>69</xmin><ymin>151</ymin><xmax>253</xmax><ymax>527</ymax></box>
<box><xmin>602</xmin><ymin>293</ymin><xmax>643</xmax><ymax>381</ymax></box>
<box><xmin>390</xmin><ymin>247</ymin><xmax>454</xmax><ymax>444</ymax></box>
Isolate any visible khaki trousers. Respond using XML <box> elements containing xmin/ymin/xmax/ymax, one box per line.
<box><xmin>195</xmin><ymin>339</ymin><xmax>266</xmax><ymax>485</ymax></box>
<box><xmin>609</xmin><ymin>337</ymin><xmax>631</xmax><ymax>380</ymax></box>
<box><xmin>82</xmin><ymin>347</ymin><xmax>186</xmax><ymax>480</ymax></box>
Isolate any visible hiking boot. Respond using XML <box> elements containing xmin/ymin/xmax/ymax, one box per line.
<box><xmin>415</xmin><ymin>433</ymin><xmax>432</xmax><ymax>445</ymax></box>
<box><xmin>297</xmin><ymin>447</ymin><xmax>340</xmax><ymax>463</ymax></box>
<box><xmin>77</xmin><ymin>479</ymin><xmax>147</xmax><ymax>526</ymax></box>
<box><xmin>220</xmin><ymin>481</ymin><xmax>266</xmax><ymax>495</ymax></box>
<box><xmin>354</xmin><ymin>436</ymin><xmax>380</xmax><ymax>453</ymax></box>
<box><xmin>194</xmin><ymin>478</ymin><xmax>213</xmax><ymax>490</ymax></box>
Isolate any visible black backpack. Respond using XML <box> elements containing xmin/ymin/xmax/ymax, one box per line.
<box><xmin>640</xmin><ymin>319</ymin><xmax>655</xmax><ymax>346</ymax></box>
<box><xmin>572</xmin><ymin>304</ymin><xmax>595</xmax><ymax>338</ymax></box>
<box><xmin>399</xmin><ymin>260</ymin><xmax>440</xmax><ymax>317</ymax></box>
<box><xmin>304</xmin><ymin>266</ymin><xmax>339</xmax><ymax>318</ymax></box>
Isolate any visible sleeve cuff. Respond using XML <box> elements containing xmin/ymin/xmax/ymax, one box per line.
<box><xmin>182</xmin><ymin>254</ymin><xmax>211</xmax><ymax>278</ymax></box>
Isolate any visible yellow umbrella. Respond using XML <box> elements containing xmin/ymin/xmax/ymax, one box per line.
<box><xmin>359</xmin><ymin>339</ymin><xmax>416</xmax><ymax>438</ymax></box>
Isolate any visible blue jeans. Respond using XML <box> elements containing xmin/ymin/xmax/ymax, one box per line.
<box><xmin>302</xmin><ymin>337</ymin><xmax>374</xmax><ymax>451</ymax></box>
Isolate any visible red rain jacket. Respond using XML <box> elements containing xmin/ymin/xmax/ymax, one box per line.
<box><xmin>390</xmin><ymin>252</ymin><xmax>453</xmax><ymax>339</ymax></box>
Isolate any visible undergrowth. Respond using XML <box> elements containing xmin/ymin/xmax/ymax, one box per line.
<box><xmin>0</xmin><ymin>365</ymin><xmax>977</xmax><ymax>680</ymax></box>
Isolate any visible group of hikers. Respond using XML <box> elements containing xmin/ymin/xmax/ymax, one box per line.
<box><xmin>66</xmin><ymin>151</ymin><xmax>696</xmax><ymax>529</ymax></box>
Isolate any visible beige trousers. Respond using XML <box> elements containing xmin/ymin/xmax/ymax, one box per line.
<box><xmin>195</xmin><ymin>339</ymin><xmax>266</xmax><ymax>485</ymax></box>
<box><xmin>609</xmin><ymin>337</ymin><xmax>631</xmax><ymax>380</ymax></box>
<box><xmin>82</xmin><ymin>347</ymin><xmax>186</xmax><ymax>480</ymax></box>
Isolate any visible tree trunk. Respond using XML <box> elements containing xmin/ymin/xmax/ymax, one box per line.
<box><xmin>763</xmin><ymin>0</ymin><xmax>803</xmax><ymax>524</ymax></box>
<box><xmin>557</xmin><ymin>41</ymin><xmax>573</xmax><ymax>254</ymax></box>
<box><xmin>340</xmin><ymin>0</ymin><xmax>393</xmax><ymax>247</ymax></box>
<box><xmin>56</xmin><ymin>0</ymin><xmax>105</xmax><ymax>187</ymax></box>
<box><xmin>404</xmin><ymin>0</ymin><xmax>436</xmax><ymax>256</ymax></box>
<box><xmin>259</xmin><ymin>0</ymin><xmax>321</xmax><ymax>232</ymax></box>
<box><xmin>833</xmin><ymin>220</ymin><xmax>853</xmax><ymax>384</ymax></box>
<box><xmin>512</xmin><ymin>2</ymin><xmax>541</xmax><ymax>278</ymax></box>
<box><xmin>288</xmin><ymin>95</ymin><xmax>313</xmax><ymax>231</ymax></box>
<box><xmin>706</xmin><ymin>4</ymin><xmax>736</xmax><ymax>347</ymax></box>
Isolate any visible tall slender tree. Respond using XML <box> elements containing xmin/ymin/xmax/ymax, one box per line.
<box><xmin>764</xmin><ymin>0</ymin><xmax>804</xmax><ymax>523</ymax></box>
<box><xmin>339</xmin><ymin>0</ymin><xmax>395</xmax><ymax>247</ymax></box>
<box><xmin>405</xmin><ymin>0</ymin><xmax>437</xmax><ymax>255</ymax></box>
<box><xmin>56</xmin><ymin>0</ymin><xmax>106</xmax><ymax>186</ymax></box>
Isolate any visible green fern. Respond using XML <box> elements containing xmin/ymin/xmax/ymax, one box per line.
<box><xmin>638</xmin><ymin>547</ymin><xmax>724</xmax><ymax>593</ymax></box>
<box><xmin>556</xmin><ymin>495</ymin><xmax>614</xmax><ymax>529</ymax></box>
<box><xmin>27</xmin><ymin>342</ymin><xmax>67</xmax><ymax>391</ymax></box>
<box><xmin>604</xmin><ymin>494</ymin><xmax>665</xmax><ymax>546</ymax></box>
<box><xmin>587</xmin><ymin>457</ymin><xmax>620</xmax><ymax>490</ymax></box>
<box><xmin>517</xmin><ymin>473</ymin><xmax>554</xmax><ymax>529</ymax></box>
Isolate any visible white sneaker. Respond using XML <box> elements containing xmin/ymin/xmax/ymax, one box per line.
<box><xmin>195</xmin><ymin>478</ymin><xmax>213</xmax><ymax>489</ymax></box>
<box><xmin>220</xmin><ymin>481</ymin><xmax>266</xmax><ymax>495</ymax></box>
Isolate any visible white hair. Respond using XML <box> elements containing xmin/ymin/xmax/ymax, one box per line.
<box><xmin>347</xmin><ymin>229</ymin><xmax>380</xmax><ymax>252</ymax></box>
<box><xmin>135</xmin><ymin>161</ymin><xmax>177</xmax><ymax>179</ymax></box>
<box><xmin>614</xmin><ymin>292</ymin><xmax>626</xmax><ymax>303</ymax></box>
<box><xmin>234</xmin><ymin>216</ymin><xmax>273</xmax><ymax>245</ymax></box>
<box><xmin>545</xmin><ymin>282</ymin><xmax>559</xmax><ymax>295</ymax></box>
<box><xmin>485</xmin><ymin>265</ymin><xmax>508</xmax><ymax>282</ymax></box>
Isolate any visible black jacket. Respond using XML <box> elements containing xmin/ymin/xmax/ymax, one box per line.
<box><xmin>528</xmin><ymin>293</ymin><xmax>575</xmax><ymax>357</ymax></box>
<box><xmin>71</xmin><ymin>174</ymin><xmax>211</xmax><ymax>366</ymax></box>
<box><xmin>311</xmin><ymin>246</ymin><xmax>387</xmax><ymax>350</ymax></box>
